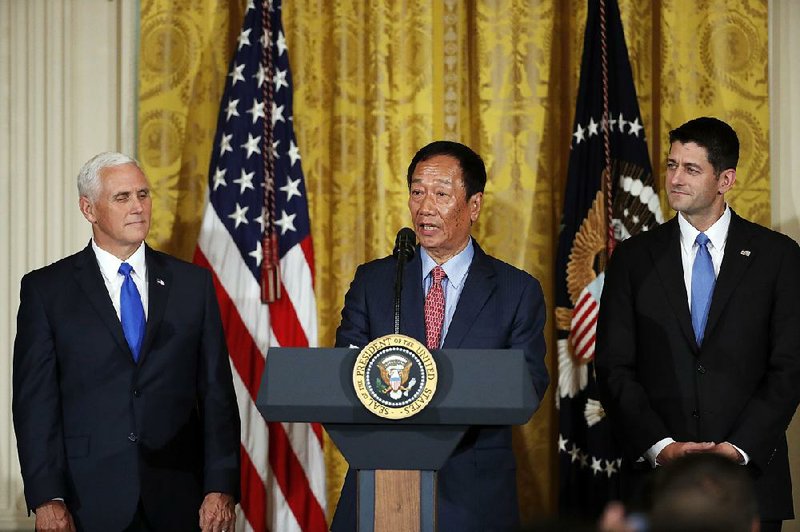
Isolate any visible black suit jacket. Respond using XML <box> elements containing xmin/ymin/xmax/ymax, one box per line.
<box><xmin>596</xmin><ymin>212</ymin><xmax>800</xmax><ymax>520</ymax></box>
<box><xmin>13</xmin><ymin>243</ymin><xmax>240</xmax><ymax>531</ymax></box>
<box><xmin>330</xmin><ymin>241</ymin><xmax>548</xmax><ymax>532</ymax></box>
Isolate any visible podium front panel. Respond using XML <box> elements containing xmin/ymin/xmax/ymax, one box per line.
<box><xmin>258</xmin><ymin>347</ymin><xmax>538</xmax><ymax>426</ymax></box>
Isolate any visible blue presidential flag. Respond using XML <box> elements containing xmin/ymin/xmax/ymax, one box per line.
<box><xmin>555</xmin><ymin>0</ymin><xmax>663</xmax><ymax>518</ymax></box>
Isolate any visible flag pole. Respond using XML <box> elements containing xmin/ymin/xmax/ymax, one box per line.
<box><xmin>261</xmin><ymin>0</ymin><xmax>281</xmax><ymax>303</ymax></box>
<box><xmin>599</xmin><ymin>0</ymin><xmax>615</xmax><ymax>263</ymax></box>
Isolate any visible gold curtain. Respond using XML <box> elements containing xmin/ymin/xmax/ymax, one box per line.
<box><xmin>139</xmin><ymin>0</ymin><xmax>769</xmax><ymax>524</ymax></box>
<box><xmin>138</xmin><ymin>0</ymin><xmax>247</xmax><ymax>260</ymax></box>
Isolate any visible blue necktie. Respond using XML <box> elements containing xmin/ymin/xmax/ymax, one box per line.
<box><xmin>691</xmin><ymin>233</ymin><xmax>715</xmax><ymax>345</ymax></box>
<box><xmin>119</xmin><ymin>262</ymin><xmax>145</xmax><ymax>361</ymax></box>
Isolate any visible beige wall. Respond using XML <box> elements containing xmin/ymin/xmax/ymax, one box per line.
<box><xmin>0</xmin><ymin>0</ymin><xmax>798</xmax><ymax>529</ymax></box>
<box><xmin>770</xmin><ymin>1</ymin><xmax>800</xmax><ymax>530</ymax></box>
<box><xmin>0</xmin><ymin>0</ymin><xmax>136</xmax><ymax>528</ymax></box>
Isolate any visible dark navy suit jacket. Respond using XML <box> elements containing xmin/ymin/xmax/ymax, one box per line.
<box><xmin>13</xmin><ymin>243</ymin><xmax>240</xmax><ymax>531</ymax></box>
<box><xmin>331</xmin><ymin>241</ymin><xmax>548</xmax><ymax>531</ymax></box>
<box><xmin>596</xmin><ymin>212</ymin><xmax>800</xmax><ymax>520</ymax></box>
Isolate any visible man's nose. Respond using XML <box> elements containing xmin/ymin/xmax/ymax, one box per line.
<box><xmin>418</xmin><ymin>192</ymin><xmax>436</xmax><ymax>212</ymax></box>
<box><xmin>668</xmin><ymin>169</ymin><xmax>683</xmax><ymax>187</ymax></box>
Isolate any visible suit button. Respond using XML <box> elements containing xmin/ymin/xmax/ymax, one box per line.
<box><xmin>133</xmin><ymin>389</ymin><xmax>141</xmax><ymax>398</ymax></box>
<box><xmin>692</xmin><ymin>410</ymin><xmax>699</xmax><ymax>418</ymax></box>
<box><xmin>697</xmin><ymin>364</ymin><xmax>706</xmax><ymax>374</ymax></box>
<box><xmin>128</xmin><ymin>433</ymin><xmax>138</xmax><ymax>442</ymax></box>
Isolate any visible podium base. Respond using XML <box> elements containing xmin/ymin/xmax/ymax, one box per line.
<box><xmin>357</xmin><ymin>469</ymin><xmax>436</xmax><ymax>532</ymax></box>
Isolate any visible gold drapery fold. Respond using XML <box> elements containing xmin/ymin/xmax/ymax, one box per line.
<box><xmin>140</xmin><ymin>0</ymin><xmax>769</xmax><ymax>524</ymax></box>
<box><xmin>138</xmin><ymin>0</ymin><xmax>246</xmax><ymax>259</ymax></box>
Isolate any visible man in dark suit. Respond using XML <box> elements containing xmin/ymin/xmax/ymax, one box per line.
<box><xmin>13</xmin><ymin>152</ymin><xmax>240</xmax><ymax>531</ymax></box>
<box><xmin>330</xmin><ymin>141</ymin><xmax>549</xmax><ymax>531</ymax></box>
<box><xmin>596</xmin><ymin>117</ymin><xmax>800</xmax><ymax>531</ymax></box>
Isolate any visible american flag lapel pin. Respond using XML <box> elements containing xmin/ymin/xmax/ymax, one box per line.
<box><xmin>740</xmin><ymin>250</ymin><xmax>751</xmax><ymax>257</ymax></box>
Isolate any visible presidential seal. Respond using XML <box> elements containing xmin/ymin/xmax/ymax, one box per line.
<box><xmin>352</xmin><ymin>334</ymin><xmax>438</xmax><ymax>420</ymax></box>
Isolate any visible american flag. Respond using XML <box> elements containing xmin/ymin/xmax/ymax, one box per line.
<box><xmin>555</xmin><ymin>0</ymin><xmax>662</xmax><ymax>519</ymax></box>
<box><xmin>193</xmin><ymin>0</ymin><xmax>327</xmax><ymax>530</ymax></box>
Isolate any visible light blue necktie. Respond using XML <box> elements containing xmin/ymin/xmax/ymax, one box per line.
<box><xmin>691</xmin><ymin>233</ymin><xmax>715</xmax><ymax>345</ymax></box>
<box><xmin>119</xmin><ymin>262</ymin><xmax>145</xmax><ymax>362</ymax></box>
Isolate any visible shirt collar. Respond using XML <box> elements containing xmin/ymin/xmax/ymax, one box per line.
<box><xmin>420</xmin><ymin>238</ymin><xmax>474</xmax><ymax>289</ymax></box>
<box><xmin>92</xmin><ymin>240</ymin><xmax>147</xmax><ymax>282</ymax></box>
<box><xmin>678</xmin><ymin>204</ymin><xmax>731</xmax><ymax>252</ymax></box>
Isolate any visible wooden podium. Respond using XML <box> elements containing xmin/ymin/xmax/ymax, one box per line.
<box><xmin>256</xmin><ymin>347</ymin><xmax>539</xmax><ymax>531</ymax></box>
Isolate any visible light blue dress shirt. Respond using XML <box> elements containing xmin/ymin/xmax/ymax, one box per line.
<box><xmin>419</xmin><ymin>238</ymin><xmax>474</xmax><ymax>348</ymax></box>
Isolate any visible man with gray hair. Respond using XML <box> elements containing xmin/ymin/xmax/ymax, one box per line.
<box><xmin>13</xmin><ymin>153</ymin><xmax>241</xmax><ymax>531</ymax></box>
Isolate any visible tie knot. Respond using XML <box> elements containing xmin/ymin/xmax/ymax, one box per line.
<box><xmin>431</xmin><ymin>266</ymin><xmax>446</xmax><ymax>283</ymax></box>
<box><xmin>119</xmin><ymin>262</ymin><xmax>134</xmax><ymax>277</ymax></box>
<box><xmin>696</xmin><ymin>233</ymin><xmax>710</xmax><ymax>247</ymax></box>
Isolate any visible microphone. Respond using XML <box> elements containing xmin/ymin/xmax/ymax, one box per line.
<box><xmin>393</xmin><ymin>227</ymin><xmax>417</xmax><ymax>261</ymax></box>
<box><xmin>393</xmin><ymin>228</ymin><xmax>416</xmax><ymax>334</ymax></box>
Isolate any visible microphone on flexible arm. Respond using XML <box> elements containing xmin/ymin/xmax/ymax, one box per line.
<box><xmin>393</xmin><ymin>227</ymin><xmax>417</xmax><ymax>334</ymax></box>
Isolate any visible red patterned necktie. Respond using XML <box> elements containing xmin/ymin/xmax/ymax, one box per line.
<box><xmin>424</xmin><ymin>266</ymin><xmax>447</xmax><ymax>349</ymax></box>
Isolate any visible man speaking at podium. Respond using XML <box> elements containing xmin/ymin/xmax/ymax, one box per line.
<box><xmin>331</xmin><ymin>141</ymin><xmax>549</xmax><ymax>531</ymax></box>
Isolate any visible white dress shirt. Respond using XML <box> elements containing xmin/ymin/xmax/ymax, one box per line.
<box><xmin>91</xmin><ymin>240</ymin><xmax>149</xmax><ymax>319</ymax></box>
<box><xmin>678</xmin><ymin>205</ymin><xmax>730</xmax><ymax>309</ymax></box>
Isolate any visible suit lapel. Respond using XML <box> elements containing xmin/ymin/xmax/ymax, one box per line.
<box><xmin>704</xmin><ymin>212</ymin><xmax>755</xmax><ymax>342</ymax></box>
<box><xmin>73</xmin><ymin>243</ymin><xmax>133</xmax><ymax>359</ymax></box>
<box><xmin>401</xmin><ymin>248</ymin><xmax>425</xmax><ymax>341</ymax></box>
<box><xmin>443</xmin><ymin>242</ymin><xmax>496</xmax><ymax>348</ymax></box>
<box><xmin>649</xmin><ymin>218</ymin><xmax>697</xmax><ymax>350</ymax></box>
<box><xmin>139</xmin><ymin>245</ymin><xmax>171</xmax><ymax>365</ymax></box>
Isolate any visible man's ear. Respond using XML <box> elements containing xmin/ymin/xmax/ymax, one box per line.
<box><xmin>717</xmin><ymin>168</ymin><xmax>736</xmax><ymax>195</ymax></box>
<box><xmin>469</xmin><ymin>192</ymin><xmax>483</xmax><ymax>223</ymax></box>
<box><xmin>79</xmin><ymin>196</ymin><xmax>96</xmax><ymax>223</ymax></box>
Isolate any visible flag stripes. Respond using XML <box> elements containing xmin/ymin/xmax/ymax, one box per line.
<box><xmin>193</xmin><ymin>0</ymin><xmax>326</xmax><ymax>529</ymax></box>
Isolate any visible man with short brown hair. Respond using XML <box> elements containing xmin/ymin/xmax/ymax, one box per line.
<box><xmin>597</xmin><ymin>117</ymin><xmax>800</xmax><ymax>531</ymax></box>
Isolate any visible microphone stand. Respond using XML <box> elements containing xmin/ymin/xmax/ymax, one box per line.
<box><xmin>392</xmin><ymin>228</ymin><xmax>415</xmax><ymax>334</ymax></box>
<box><xmin>394</xmin><ymin>253</ymin><xmax>407</xmax><ymax>334</ymax></box>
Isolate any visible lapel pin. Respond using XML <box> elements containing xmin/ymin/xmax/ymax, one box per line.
<box><xmin>156</xmin><ymin>278</ymin><xmax>165</xmax><ymax>286</ymax></box>
<box><xmin>740</xmin><ymin>250</ymin><xmax>751</xmax><ymax>257</ymax></box>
